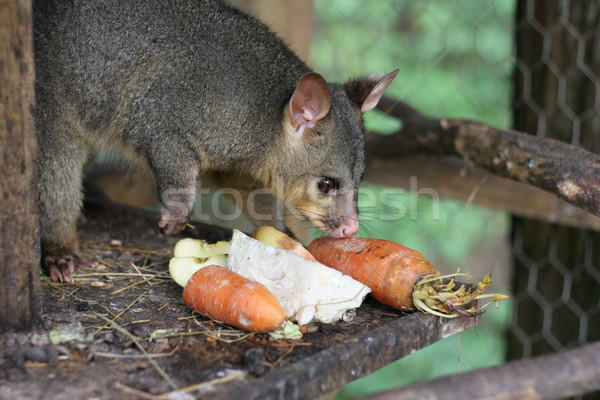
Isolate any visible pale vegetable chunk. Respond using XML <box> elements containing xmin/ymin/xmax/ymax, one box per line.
<box><xmin>227</xmin><ymin>229</ymin><xmax>371</xmax><ymax>325</ymax></box>
<box><xmin>251</xmin><ymin>226</ymin><xmax>315</xmax><ymax>260</ymax></box>
<box><xmin>169</xmin><ymin>254</ymin><xmax>228</xmax><ymax>287</ymax></box>
<box><xmin>173</xmin><ymin>238</ymin><xmax>231</xmax><ymax>258</ymax></box>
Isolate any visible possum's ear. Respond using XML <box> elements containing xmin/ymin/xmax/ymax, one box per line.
<box><xmin>288</xmin><ymin>73</ymin><xmax>331</xmax><ymax>138</ymax></box>
<box><xmin>344</xmin><ymin>70</ymin><xmax>398</xmax><ymax>113</ymax></box>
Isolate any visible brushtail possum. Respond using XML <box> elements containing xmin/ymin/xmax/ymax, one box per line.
<box><xmin>33</xmin><ymin>0</ymin><xmax>398</xmax><ymax>282</ymax></box>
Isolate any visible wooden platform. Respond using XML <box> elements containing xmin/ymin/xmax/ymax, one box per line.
<box><xmin>0</xmin><ymin>202</ymin><xmax>479</xmax><ymax>400</ymax></box>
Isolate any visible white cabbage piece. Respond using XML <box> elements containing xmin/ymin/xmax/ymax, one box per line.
<box><xmin>227</xmin><ymin>229</ymin><xmax>371</xmax><ymax>325</ymax></box>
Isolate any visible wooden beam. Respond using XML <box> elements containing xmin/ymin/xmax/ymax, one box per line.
<box><xmin>367</xmin><ymin>97</ymin><xmax>600</xmax><ymax>219</ymax></box>
<box><xmin>88</xmin><ymin>153</ymin><xmax>600</xmax><ymax>232</ymax></box>
<box><xmin>227</xmin><ymin>0</ymin><xmax>313</xmax><ymax>63</ymax></box>
<box><xmin>360</xmin><ymin>341</ymin><xmax>600</xmax><ymax>400</ymax></box>
<box><xmin>0</xmin><ymin>0</ymin><xmax>42</xmax><ymax>331</ymax></box>
<box><xmin>365</xmin><ymin>155</ymin><xmax>600</xmax><ymax>232</ymax></box>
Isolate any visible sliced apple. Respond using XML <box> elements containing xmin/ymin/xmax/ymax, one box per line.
<box><xmin>173</xmin><ymin>238</ymin><xmax>231</xmax><ymax>258</ymax></box>
<box><xmin>251</xmin><ymin>226</ymin><xmax>315</xmax><ymax>261</ymax></box>
<box><xmin>169</xmin><ymin>254</ymin><xmax>228</xmax><ymax>287</ymax></box>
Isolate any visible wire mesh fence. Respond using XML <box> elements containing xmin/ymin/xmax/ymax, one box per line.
<box><xmin>510</xmin><ymin>223</ymin><xmax>600</xmax><ymax>358</ymax></box>
<box><xmin>509</xmin><ymin>3</ymin><xmax>600</xmax><ymax>386</ymax></box>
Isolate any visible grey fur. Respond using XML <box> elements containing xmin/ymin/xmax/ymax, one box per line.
<box><xmin>33</xmin><ymin>0</ymin><xmax>396</xmax><ymax>275</ymax></box>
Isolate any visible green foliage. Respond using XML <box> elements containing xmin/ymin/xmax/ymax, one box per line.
<box><xmin>310</xmin><ymin>1</ymin><xmax>516</xmax><ymax>397</ymax></box>
<box><xmin>312</xmin><ymin>0</ymin><xmax>515</xmax><ymax>130</ymax></box>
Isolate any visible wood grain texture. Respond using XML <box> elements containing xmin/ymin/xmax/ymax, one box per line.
<box><xmin>0</xmin><ymin>0</ymin><xmax>42</xmax><ymax>331</ymax></box>
<box><xmin>362</xmin><ymin>340</ymin><xmax>600</xmax><ymax>400</ymax></box>
<box><xmin>366</xmin><ymin>155</ymin><xmax>600</xmax><ymax>232</ymax></box>
<box><xmin>366</xmin><ymin>97</ymin><xmax>600</xmax><ymax>219</ymax></box>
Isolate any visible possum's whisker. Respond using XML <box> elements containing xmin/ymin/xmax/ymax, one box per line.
<box><xmin>357</xmin><ymin>221</ymin><xmax>378</xmax><ymax>239</ymax></box>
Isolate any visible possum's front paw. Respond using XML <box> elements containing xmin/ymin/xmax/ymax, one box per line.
<box><xmin>45</xmin><ymin>256</ymin><xmax>76</xmax><ymax>283</ymax></box>
<box><xmin>44</xmin><ymin>255</ymin><xmax>98</xmax><ymax>283</ymax></box>
<box><xmin>157</xmin><ymin>209</ymin><xmax>189</xmax><ymax>235</ymax></box>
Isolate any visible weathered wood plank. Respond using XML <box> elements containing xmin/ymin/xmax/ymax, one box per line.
<box><xmin>228</xmin><ymin>0</ymin><xmax>313</xmax><ymax>63</ymax></box>
<box><xmin>0</xmin><ymin>201</ymin><xmax>480</xmax><ymax>400</ymax></box>
<box><xmin>0</xmin><ymin>0</ymin><xmax>41</xmax><ymax>331</ymax></box>
<box><xmin>365</xmin><ymin>155</ymin><xmax>600</xmax><ymax>232</ymax></box>
<box><xmin>361</xmin><ymin>341</ymin><xmax>600</xmax><ymax>400</ymax></box>
<box><xmin>367</xmin><ymin>98</ymin><xmax>600</xmax><ymax>218</ymax></box>
<box><xmin>205</xmin><ymin>305</ymin><xmax>479</xmax><ymax>400</ymax></box>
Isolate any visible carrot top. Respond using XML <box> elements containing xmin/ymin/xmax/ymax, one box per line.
<box><xmin>412</xmin><ymin>271</ymin><xmax>508</xmax><ymax>318</ymax></box>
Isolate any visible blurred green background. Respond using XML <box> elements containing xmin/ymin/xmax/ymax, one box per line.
<box><xmin>309</xmin><ymin>1</ymin><xmax>516</xmax><ymax>398</ymax></box>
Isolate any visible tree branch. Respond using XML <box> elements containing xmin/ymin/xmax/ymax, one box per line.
<box><xmin>360</xmin><ymin>341</ymin><xmax>600</xmax><ymax>400</ymax></box>
<box><xmin>368</xmin><ymin>97</ymin><xmax>600</xmax><ymax>217</ymax></box>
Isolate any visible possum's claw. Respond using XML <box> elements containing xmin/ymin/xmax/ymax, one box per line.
<box><xmin>157</xmin><ymin>209</ymin><xmax>189</xmax><ymax>235</ymax></box>
<box><xmin>45</xmin><ymin>256</ymin><xmax>76</xmax><ymax>283</ymax></box>
<box><xmin>44</xmin><ymin>255</ymin><xmax>99</xmax><ymax>283</ymax></box>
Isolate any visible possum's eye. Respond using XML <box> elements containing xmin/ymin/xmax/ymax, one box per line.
<box><xmin>318</xmin><ymin>177</ymin><xmax>338</xmax><ymax>194</ymax></box>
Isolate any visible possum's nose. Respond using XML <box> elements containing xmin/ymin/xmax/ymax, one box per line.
<box><xmin>339</xmin><ymin>217</ymin><xmax>359</xmax><ymax>237</ymax></box>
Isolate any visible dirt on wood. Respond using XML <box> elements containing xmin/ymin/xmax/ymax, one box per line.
<box><xmin>1</xmin><ymin>201</ymin><xmax>435</xmax><ymax>400</ymax></box>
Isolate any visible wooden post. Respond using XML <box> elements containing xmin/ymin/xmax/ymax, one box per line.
<box><xmin>229</xmin><ymin>0</ymin><xmax>313</xmax><ymax>63</ymax></box>
<box><xmin>0</xmin><ymin>0</ymin><xmax>42</xmax><ymax>331</ymax></box>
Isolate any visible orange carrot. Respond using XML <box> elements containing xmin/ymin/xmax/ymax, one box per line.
<box><xmin>308</xmin><ymin>237</ymin><xmax>435</xmax><ymax>311</ymax></box>
<box><xmin>308</xmin><ymin>237</ymin><xmax>506</xmax><ymax>317</ymax></box>
<box><xmin>182</xmin><ymin>265</ymin><xmax>287</xmax><ymax>332</ymax></box>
